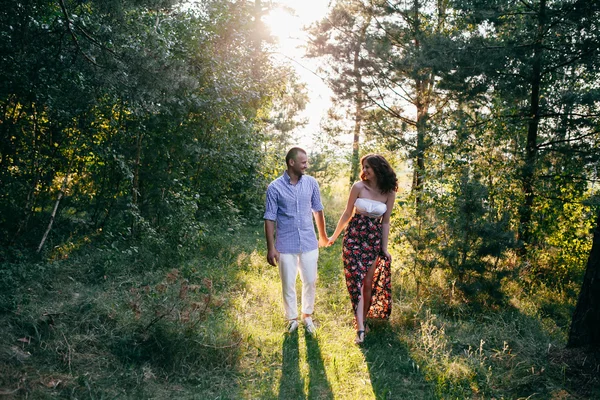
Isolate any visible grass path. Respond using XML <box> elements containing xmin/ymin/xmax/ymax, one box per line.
<box><xmin>0</xmin><ymin>223</ymin><xmax>434</xmax><ymax>399</ymax></box>
<box><xmin>224</xmin><ymin>226</ymin><xmax>434</xmax><ymax>399</ymax></box>
<box><xmin>4</xmin><ymin>223</ymin><xmax>596</xmax><ymax>398</ymax></box>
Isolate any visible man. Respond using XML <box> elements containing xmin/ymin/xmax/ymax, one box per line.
<box><xmin>264</xmin><ymin>147</ymin><xmax>329</xmax><ymax>335</ymax></box>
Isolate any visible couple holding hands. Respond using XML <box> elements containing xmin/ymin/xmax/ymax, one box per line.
<box><xmin>264</xmin><ymin>147</ymin><xmax>397</xmax><ymax>344</ymax></box>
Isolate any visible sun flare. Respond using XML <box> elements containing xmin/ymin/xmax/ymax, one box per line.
<box><xmin>262</xmin><ymin>6</ymin><xmax>303</xmax><ymax>55</ymax></box>
<box><xmin>263</xmin><ymin>7</ymin><xmax>299</xmax><ymax>39</ymax></box>
<box><xmin>262</xmin><ymin>1</ymin><xmax>328</xmax><ymax>55</ymax></box>
<box><xmin>261</xmin><ymin>1</ymin><xmax>333</xmax><ymax>150</ymax></box>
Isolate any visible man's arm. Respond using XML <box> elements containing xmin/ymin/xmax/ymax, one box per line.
<box><xmin>313</xmin><ymin>210</ymin><xmax>328</xmax><ymax>247</ymax></box>
<box><xmin>264</xmin><ymin>219</ymin><xmax>279</xmax><ymax>266</ymax></box>
<box><xmin>310</xmin><ymin>178</ymin><xmax>328</xmax><ymax>247</ymax></box>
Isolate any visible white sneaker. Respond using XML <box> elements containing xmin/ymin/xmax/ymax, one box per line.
<box><xmin>303</xmin><ymin>317</ymin><xmax>316</xmax><ymax>336</ymax></box>
<box><xmin>286</xmin><ymin>319</ymin><xmax>299</xmax><ymax>333</ymax></box>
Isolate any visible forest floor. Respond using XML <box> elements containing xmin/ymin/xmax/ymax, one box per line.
<box><xmin>1</xmin><ymin>221</ymin><xmax>600</xmax><ymax>399</ymax></box>
<box><xmin>219</xmin><ymin>226</ymin><xmax>434</xmax><ymax>399</ymax></box>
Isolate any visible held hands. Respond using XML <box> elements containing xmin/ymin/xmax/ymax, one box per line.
<box><xmin>326</xmin><ymin>236</ymin><xmax>336</xmax><ymax>247</ymax></box>
<box><xmin>318</xmin><ymin>236</ymin><xmax>330</xmax><ymax>248</ymax></box>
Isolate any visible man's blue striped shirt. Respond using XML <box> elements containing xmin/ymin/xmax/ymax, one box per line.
<box><xmin>264</xmin><ymin>171</ymin><xmax>324</xmax><ymax>254</ymax></box>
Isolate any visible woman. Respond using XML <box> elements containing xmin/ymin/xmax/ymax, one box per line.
<box><xmin>328</xmin><ymin>154</ymin><xmax>397</xmax><ymax>344</ymax></box>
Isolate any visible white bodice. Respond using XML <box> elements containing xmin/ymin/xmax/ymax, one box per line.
<box><xmin>354</xmin><ymin>198</ymin><xmax>387</xmax><ymax>218</ymax></box>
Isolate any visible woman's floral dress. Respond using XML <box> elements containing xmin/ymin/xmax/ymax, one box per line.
<box><xmin>342</xmin><ymin>213</ymin><xmax>392</xmax><ymax>323</ymax></box>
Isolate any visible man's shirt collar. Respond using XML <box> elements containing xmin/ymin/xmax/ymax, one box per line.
<box><xmin>283</xmin><ymin>170</ymin><xmax>303</xmax><ymax>185</ymax></box>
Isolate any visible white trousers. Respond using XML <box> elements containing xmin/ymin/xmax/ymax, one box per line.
<box><xmin>278</xmin><ymin>248</ymin><xmax>319</xmax><ymax>320</ymax></box>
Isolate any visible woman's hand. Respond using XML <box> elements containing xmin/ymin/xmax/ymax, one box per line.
<box><xmin>327</xmin><ymin>236</ymin><xmax>336</xmax><ymax>247</ymax></box>
<box><xmin>382</xmin><ymin>249</ymin><xmax>392</xmax><ymax>263</ymax></box>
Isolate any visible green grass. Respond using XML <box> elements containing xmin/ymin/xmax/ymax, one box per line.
<box><xmin>1</xmin><ymin>221</ymin><xmax>599</xmax><ymax>399</ymax></box>
<box><xmin>228</xmin><ymin>236</ymin><xmax>434</xmax><ymax>399</ymax></box>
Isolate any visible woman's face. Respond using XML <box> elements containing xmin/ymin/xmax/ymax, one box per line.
<box><xmin>362</xmin><ymin>161</ymin><xmax>375</xmax><ymax>180</ymax></box>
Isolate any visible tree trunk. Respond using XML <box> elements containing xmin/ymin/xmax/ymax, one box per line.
<box><xmin>413</xmin><ymin>105</ymin><xmax>427</xmax><ymax>211</ymax></box>
<box><xmin>37</xmin><ymin>171</ymin><xmax>70</xmax><ymax>253</ymax></box>
<box><xmin>567</xmin><ymin>208</ymin><xmax>600</xmax><ymax>348</ymax></box>
<box><xmin>349</xmin><ymin>79</ymin><xmax>362</xmax><ymax>186</ymax></box>
<box><xmin>410</xmin><ymin>0</ymin><xmax>431</xmax><ymax>214</ymax></box>
<box><xmin>16</xmin><ymin>103</ymin><xmax>42</xmax><ymax>239</ymax></box>
<box><xmin>131</xmin><ymin>131</ymin><xmax>143</xmax><ymax>236</ymax></box>
<box><xmin>349</xmin><ymin>18</ymin><xmax>370</xmax><ymax>186</ymax></box>
<box><xmin>518</xmin><ymin>0</ymin><xmax>546</xmax><ymax>251</ymax></box>
<box><xmin>252</xmin><ymin>0</ymin><xmax>263</xmax><ymax>81</ymax></box>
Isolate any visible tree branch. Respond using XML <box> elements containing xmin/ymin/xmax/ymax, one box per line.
<box><xmin>537</xmin><ymin>130</ymin><xmax>600</xmax><ymax>148</ymax></box>
<box><xmin>58</xmin><ymin>0</ymin><xmax>98</xmax><ymax>65</ymax></box>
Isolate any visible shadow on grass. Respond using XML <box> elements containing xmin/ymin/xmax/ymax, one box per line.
<box><xmin>305</xmin><ymin>331</ymin><xmax>334</xmax><ymax>400</ymax></box>
<box><xmin>277</xmin><ymin>330</ymin><xmax>335</xmax><ymax>400</ymax></box>
<box><xmin>278</xmin><ymin>330</ymin><xmax>304</xmax><ymax>399</ymax></box>
<box><xmin>361</xmin><ymin>322</ymin><xmax>435</xmax><ymax>400</ymax></box>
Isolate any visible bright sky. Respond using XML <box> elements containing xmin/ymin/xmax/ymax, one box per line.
<box><xmin>262</xmin><ymin>0</ymin><xmax>333</xmax><ymax>151</ymax></box>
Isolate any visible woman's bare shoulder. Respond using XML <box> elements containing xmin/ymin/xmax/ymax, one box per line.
<box><xmin>349</xmin><ymin>181</ymin><xmax>365</xmax><ymax>196</ymax></box>
<box><xmin>386</xmin><ymin>190</ymin><xmax>396</xmax><ymax>203</ymax></box>
<box><xmin>352</xmin><ymin>181</ymin><xmax>365</xmax><ymax>190</ymax></box>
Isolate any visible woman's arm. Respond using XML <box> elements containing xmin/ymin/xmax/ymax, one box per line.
<box><xmin>380</xmin><ymin>191</ymin><xmax>396</xmax><ymax>259</ymax></box>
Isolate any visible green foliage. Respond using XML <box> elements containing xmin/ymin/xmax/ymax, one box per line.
<box><xmin>0</xmin><ymin>0</ymin><xmax>304</xmax><ymax>262</ymax></box>
<box><xmin>528</xmin><ymin>199</ymin><xmax>594</xmax><ymax>288</ymax></box>
<box><xmin>108</xmin><ymin>267</ymin><xmax>240</xmax><ymax>373</ymax></box>
<box><xmin>396</xmin><ymin>173</ymin><xmax>515</xmax><ymax>306</ymax></box>
<box><xmin>1</xmin><ymin>0</ymin><xmax>600</xmax><ymax>393</ymax></box>
<box><xmin>1</xmin><ymin>202</ymin><xmax>599</xmax><ymax>398</ymax></box>
<box><xmin>436</xmin><ymin>173</ymin><xmax>515</xmax><ymax>272</ymax></box>
<box><xmin>447</xmin><ymin>0</ymin><xmax>600</xmax><ymax>249</ymax></box>
<box><xmin>0</xmin><ymin>223</ymin><xmax>267</xmax><ymax>395</ymax></box>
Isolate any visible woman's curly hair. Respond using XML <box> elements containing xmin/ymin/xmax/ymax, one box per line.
<box><xmin>360</xmin><ymin>154</ymin><xmax>398</xmax><ymax>194</ymax></box>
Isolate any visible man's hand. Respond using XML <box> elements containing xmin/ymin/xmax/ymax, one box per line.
<box><xmin>267</xmin><ymin>248</ymin><xmax>280</xmax><ymax>266</ymax></box>
<box><xmin>264</xmin><ymin>220</ymin><xmax>279</xmax><ymax>266</ymax></box>
<box><xmin>314</xmin><ymin>210</ymin><xmax>328</xmax><ymax>248</ymax></box>
<box><xmin>318</xmin><ymin>236</ymin><xmax>329</xmax><ymax>248</ymax></box>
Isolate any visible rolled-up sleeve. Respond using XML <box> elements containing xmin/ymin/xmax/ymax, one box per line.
<box><xmin>310</xmin><ymin>179</ymin><xmax>324</xmax><ymax>212</ymax></box>
<box><xmin>264</xmin><ymin>184</ymin><xmax>278</xmax><ymax>221</ymax></box>
<box><xmin>264</xmin><ymin>173</ymin><xmax>320</xmax><ymax>253</ymax></box>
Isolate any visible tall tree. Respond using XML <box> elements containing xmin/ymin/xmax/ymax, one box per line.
<box><xmin>306</xmin><ymin>0</ymin><xmax>374</xmax><ymax>186</ymax></box>
<box><xmin>450</xmin><ymin>0</ymin><xmax>600</xmax><ymax>252</ymax></box>
<box><xmin>0</xmin><ymin>0</ymin><xmax>296</xmax><ymax>255</ymax></box>
<box><xmin>568</xmin><ymin>205</ymin><xmax>600</xmax><ymax>347</ymax></box>
<box><xmin>365</xmin><ymin>0</ymin><xmax>454</xmax><ymax>211</ymax></box>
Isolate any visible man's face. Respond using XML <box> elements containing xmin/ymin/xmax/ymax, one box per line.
<box><xmin>290</xmin><ymin>152</ymin><xmax>308</xmax><ymax>175</ymax></box>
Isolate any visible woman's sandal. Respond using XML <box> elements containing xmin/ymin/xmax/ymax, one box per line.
<box><xmin>355</xmin><ymin>330</ymin><xmax>365</xmax><ymax>344</ymax></box>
